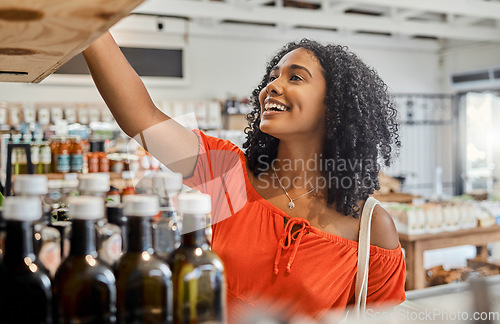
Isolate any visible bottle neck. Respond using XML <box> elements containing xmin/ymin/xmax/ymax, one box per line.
<box><xmin>127</xmin><ymin>216</ymin><xmax>153</xmax><ymax>253</ymax></box>
<box><xmin>159</xmin><ymin>206</ymin><xmax>177</xmax><ymax>221</ymax></box>
<box><xmin>4</xmin><ymin>221</ymin><xmax>35</xmax><ymax>261</ymax></box>
<box><xmin>180</xmin><ymin>213</ymin><xmax>208</xmax><ymax>247</ymax></box>
<box><xmin>159</xmin><ymin>192</ymin><xmax>178</xmax><ymax>208</ymax></box>
<box><xmin>80</xmin><ymin>191</ymin><xmax>107</xmax><ymax>201</ymax></box>
<box><xmin>70</xmin><ymin>219</ymin><xmax>97</xmax><ymax>256</ymax></box>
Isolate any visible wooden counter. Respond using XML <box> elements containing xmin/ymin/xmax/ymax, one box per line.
<box><xmin>400</xmin><ymin>225</ymin><xmax>500</xmax><ymax>290</ymax></box>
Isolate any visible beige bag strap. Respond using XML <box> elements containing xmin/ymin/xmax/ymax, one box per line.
<box><xmin>354</xmin><ymin>196</ymin><xmax>379</xmax><ymax>319</ymax></box>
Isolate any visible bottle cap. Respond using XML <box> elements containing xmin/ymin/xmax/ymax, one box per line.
<box><xmin>152</xmin><ymin>172</ymin><xmax>183</xmax><ymax>196</ymax></box>
<box><xmin>178</xmin><ymin>192</ymin><xmax>211</xmax><ymax>215</ymax></box>
<box><xmin>3</xmin><ymin>197</ymin><xmax>42</xmax><ymax>221</ymax></box>
<box><xmin>78</xmin><ymin>173</ymin><xmax>110</xmax><ymax>193</ymax></box>
<box><xmin>13</xmin><ymin>174</ymin><xmax>48</xmax><ymax>196</ymax></box>
<box><xmin>123</xmin><ymin>195</ymin><xmax>159</xmax><ymax>217</ymax></box>
<box><xmin>68</xmin><ymin>196</ymin><xmax>104</xmax><ymax>220</ymax></box>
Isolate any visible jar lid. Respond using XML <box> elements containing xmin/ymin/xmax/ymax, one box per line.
<box><xmin>152</xmin><ymin>172</ymin><xmax>183</xmax><ymax>195</ymax></box>
<box><xmin>78</xmin><ymin>173</ymin><xmax>110</xmax><ymax>193</ymax></box>
<box><xmin>178</xmin><ymin>192</ymin><xmax>211</xmax><ymax>215</ymax></box>
<box><xmin>3</xmin><ymin>196</ymin><xmax>42</xmax><ymax>221</ymax></box>
<box><xmin>123</xmin><ymin>195</ymin><xmax>159</xmax><ymax>217</ymax></box>
<box><xmin>13</xmin><ymin>174</ymin><xmax>48</xmax><ymax>195</ymax></box>
<box><xmin>68</xmin><ymin>196</ymin><xmax>104</xmax><ymax>220</ymax></box>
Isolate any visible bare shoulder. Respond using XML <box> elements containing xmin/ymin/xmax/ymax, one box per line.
<box><xmin>370</xmin><ymin>205</ymin><xmax>400</xmax><ymax>250</ymax></box>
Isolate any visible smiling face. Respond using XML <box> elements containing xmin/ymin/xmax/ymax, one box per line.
<box><xmin>259</xmin><ymin>48</ymin><xmax>327</xmax><ymax>141</ymax></box>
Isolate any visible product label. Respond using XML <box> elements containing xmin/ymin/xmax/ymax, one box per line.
<box><xmin>30</xmin><ymin>145</ymin><xmax>40</xmax><ymax>164</ymax></box>
<box><xmin>100</xmin><ymin>233</ymin><xmax>122</xmax><ymax>265</ymax></box>
<box><xmin>38</xmin><ymin>242</ymin><xmax>61</xmax><ymax>277</ymax></box>
<box><xmin>56</xmin><ymin>154</ymin><xmax>70</xmax><ymax>173</ymax></box>
<box><xmin>70</xmin><ymin>154</ymin><xmax>83</xmax><ymax>172</ymax></box>
<box><xmin>40</xmin><ymin>145</ymin><xmax>51</xmax><ymax>163</ymax></box>
<box><xmin>16</xmin><ymin>147</ymin><xmax>27</xmax><ymax>164</ymax></box>
<box><xmin>106</xmin><ymin>194</ymin><xmax>121</xmax><ymax>205</ymax></box>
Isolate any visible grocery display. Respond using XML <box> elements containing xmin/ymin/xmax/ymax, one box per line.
<box><xmin>0</xmin><ymin>171</ymin><xmax>225</xmax><ymax>323</ymax></box>
<box><xmin>382</xmin><ymin>199</ymin><xmax>494</xmax><ymax>236</ymax></box>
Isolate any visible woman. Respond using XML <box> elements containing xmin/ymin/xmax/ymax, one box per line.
<box><xmin>83</xmin><ymin>33</ymin><xmax>405</xmax><ymax>321</ymax></box>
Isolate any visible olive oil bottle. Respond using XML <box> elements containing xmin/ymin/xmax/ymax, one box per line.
<box><xmin>13</xmin><ymin>174</ymin><xmax>61</xmax><ymax>277</ymax></box>
<box><xmin>168</xmin><ymin>193</ymin><xmax>226</xmax><ymax>323</ymax></box>
<box><xmin>53</xmin><ymin>196</ymin><xmax>117</xmax><ymax>324</ymax></box>
<box><xmin>0</xmin><ymin>196</ymin><xmax>53</xmax><ymax>323</ymax></box>
<box><xmin>115</xmin><ymin>195</ymin><xmax>173</xmax><ymax>323</ymax></box>
<box><xmin>151</xmin><ymin>172</ymin><xmax>183</xmax><ymax>260</ymax></box>
<box><xmin>78</xmin><ymin>173</ymin><xmax>122</xmax><ymax>267</ymax></box>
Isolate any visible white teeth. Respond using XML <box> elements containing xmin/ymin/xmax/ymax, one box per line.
<box><xmin>264</xmin><ymin>102</ymin><xmax>287</xmax><ymax>111</ymax></box>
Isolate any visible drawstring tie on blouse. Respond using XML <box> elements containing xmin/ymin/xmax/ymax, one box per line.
<box><xmin>274</xmin><ymin>217</ymin><xmax>310</xmax><ymax>275</ymax></box>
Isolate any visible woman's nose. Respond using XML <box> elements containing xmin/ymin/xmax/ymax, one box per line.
<box><xmin>266</xmin><ymin>78</ymin><xmax>283</xmax><ymax>95</ymax></box>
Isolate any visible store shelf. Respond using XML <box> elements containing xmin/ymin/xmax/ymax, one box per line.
<box><xmin>400</xmin><ymin>225</ymin><xmax>500</xmax><ymax>243</ymax></box>
<box><xmin>0</xmin><ymin>0</ymin><xmax>144</xmax><ymax>83</ymax></box>
<box><xmin>373</xmin><ymin>193</ymin><xmax>419</xmax><ymax>203</ymax></box>
<box><xmin>400</xmin><ymin>225</ymin><xmax>500</xmax><ymax>290</ymax></box>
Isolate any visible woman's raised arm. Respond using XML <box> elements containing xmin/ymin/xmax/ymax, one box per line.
<box><xmin>82</xmin><ymin>32</ymin><xmax>199</xmax><ymax>177</ymax></box>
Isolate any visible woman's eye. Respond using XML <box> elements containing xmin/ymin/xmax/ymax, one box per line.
<box><xmin>269</xmin><ymin>76</ymin><xmax>277</xmax><ymax>82</ymax></box>
<box><xmin>290</xmin><ymin>75</ymin><xmax>302</xmax><ymax>81</ymax></box>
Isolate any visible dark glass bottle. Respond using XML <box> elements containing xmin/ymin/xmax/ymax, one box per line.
<box><xmin>0</xmin><ymin>208</ymin><xmax>5</xmax><ymax>262</ymax></box>
<box><xmin>13</xmin><ymin>174</ymin><xmax>61</xmax><ymax>277</ymax></box>
<box><xmin>0</xmin><ymin>196</ymin><xmax>53</xmax><ymax>324</ymax></box>
<box><xmin>53</xmin><ymin>196</ymin><xmax>117</xmax><ymax>324</ymax></box>
<box><xmin>151</xmin><ymin>172</ymin><xmax>183</xmax><ymax>261</ymax></box>
<box><xmin>168</xmin><ymin>193</ymin><xmax>226</xmax><ymax>324</ymax></box>
<box><xmin>107</xmin><ymin>206</ymin><xmax>128</xmax><ymax>253</ymax></box>
<box><xmin>78</xmin><ymin>173</ymin><xmax>122</xmax><ymax>268</ymax></box>
<box><xmin>115</xmin><ymin>195</ymin><xmax>173</xmax><ymax>323</ymax></box>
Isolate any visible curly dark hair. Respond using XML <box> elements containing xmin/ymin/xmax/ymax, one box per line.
<box><xmin>242</xmin><ymin>39</ymin><xmax>400</xmax><ymax>218</ymax></box>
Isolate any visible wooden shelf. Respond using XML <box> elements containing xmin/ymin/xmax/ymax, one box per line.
<box><xmin>0</xmin><ymin>0</ymin><xmax>144</xmax><ymax>83</ymax></box>
<box><xmin>11</xmin><ymin>172</ymin><xmax>122</xmax><ymax>181</ymax></box>
<box><xmin>373</xmin><ymin>193</ymin><xmax>419</xmax><ymax>203</ymax></box>
<box><xmin>400</xmin><ymin>225</ymin><xmax>500</xmax><ymax>290</ymax></box>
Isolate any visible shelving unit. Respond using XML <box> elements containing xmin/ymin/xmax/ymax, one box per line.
<box><xmin>0</xmin><ymin>0</ymin><xmax>144</xmax><ymax>83</ymax></box>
